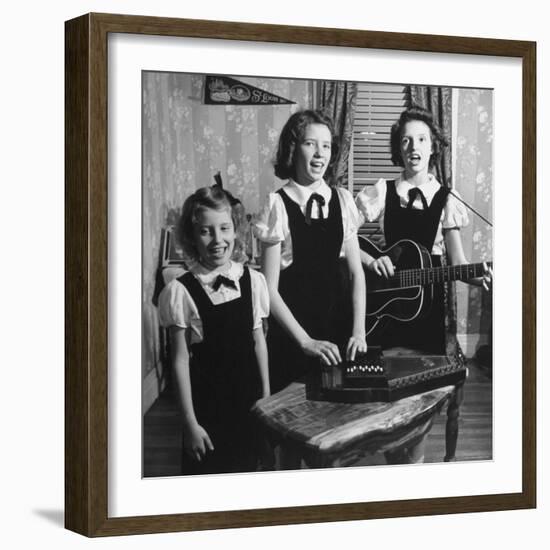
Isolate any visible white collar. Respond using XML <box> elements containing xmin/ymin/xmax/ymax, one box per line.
<box><xmin>189</xmin><ymin>260</ymin><xmax>243</xmax><ymax>284</ymax></box>
<box><xmin>396</xmin><ymin>172</ymin><xmax>440</xmax><ymax>195</ymax></box>
<box><xmin>284</xmin><ymin>178</ymin><xmax>331</xmax><ymax>206</ymax></box>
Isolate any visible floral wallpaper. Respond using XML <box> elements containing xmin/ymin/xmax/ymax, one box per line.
<box><xmin>142</xmin><ymin>72</ymin><xmax>312</xmax><ymax>396</ymax></box>
<box><xmin>454</xmin><ymin>88</ymin><xmax>493</xmax><ymax>357</ymax></box>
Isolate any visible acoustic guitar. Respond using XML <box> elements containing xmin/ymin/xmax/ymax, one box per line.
<box><xmin>359</xmin><ymin>236</ymin><xmax>492</xmax><ymax>336</ymax></box>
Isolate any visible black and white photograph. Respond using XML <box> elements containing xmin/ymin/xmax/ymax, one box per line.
<box><xmin>142</xmin><ymin>72</ymin><xmax>494</xmax><ymax>477</ymax></box>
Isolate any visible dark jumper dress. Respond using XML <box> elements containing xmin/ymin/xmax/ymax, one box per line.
<box><xmin>380</xmin><ymin>179</ymin><xmax>450</xmax><ymax>354</ymax></box>
<box><xmin>177</xmin><ymin>267</ymin><xmax>261</xmax><ymax>475</ymax></box>
<box><xmin>267</xmin><ymin>187</ymin><xmax>350</xmax><ymax>393</ymax></box>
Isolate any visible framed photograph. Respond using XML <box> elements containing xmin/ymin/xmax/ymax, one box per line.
<box><xmin>65</xmin><ymin>12</ymin><xmax>536</xmax><ymax>537</ymax></box>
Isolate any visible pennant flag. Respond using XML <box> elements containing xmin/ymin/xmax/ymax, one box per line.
<box><xmin>204</xmin><ymin>75</ymin><xmax>295</xmax><ymax>105</ymax></box>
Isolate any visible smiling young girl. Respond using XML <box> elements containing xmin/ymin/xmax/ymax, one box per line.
<box><xmin>255</xmin><ymin>109</ymin><xmax>366</xmax><ymax>393</ymax></box>
<box><xmin>356</xmin><ymin>105</ymin><xmax>492</xmax><ymax>353</ymax></box>
<box><xmin>158</xmin><ymin>185</ymin><xmax>270</xmax><ymax>475</ymax></box>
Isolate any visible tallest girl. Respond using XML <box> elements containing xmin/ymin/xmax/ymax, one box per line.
<box><xmin>356</xmin><ymin>106</ymin><xmax>492</xmax><ymax>353</ymax></box>
<box><xmin>255</xmin><ymin>110</ymin><xmax>366</xmax><ymax>393</ymax></box>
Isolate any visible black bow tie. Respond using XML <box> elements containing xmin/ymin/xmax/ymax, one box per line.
<box><xmin>407</xmin><ymin>187</ymin><xmax>429</xmax><ymax>210</ymax></box>
<box><xmin>212</xmin><ymin>274</ymin><xmax>237</xmax><ymax>291</ymax></box>
<box><xmin>305</xmin><ymin>193</ymin><xmax>326</xmax><ymax>225</ymax></box>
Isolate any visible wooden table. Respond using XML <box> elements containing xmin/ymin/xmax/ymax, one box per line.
<box><xmin>252</xmin><ymin>381</ymin><xmax>458</xmax><ymax>469</ymax></box>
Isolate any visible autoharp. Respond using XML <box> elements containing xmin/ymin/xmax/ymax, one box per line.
<box><xmin>307</xmin><ymin>347</ymin><xmax>466</xmax><ymax>403</ymax></box>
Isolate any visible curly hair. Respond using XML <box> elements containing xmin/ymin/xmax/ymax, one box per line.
<box><xmin>390</xmin><ymin>105</ymin><xmax>448</xmax><ymax>169</ymax></box>
<box><xmin>273</xmin><ymin>109</ymin><xmax>340</xmax><ymax>184</ymax></box>
<box><xmin>176</xmin><ymin>185</ymin><xmax>248</xmax><ymax>264</ymax></box>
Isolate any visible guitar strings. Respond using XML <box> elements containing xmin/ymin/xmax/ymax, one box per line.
<box><xmin>394</xmin><ymin>262</ymin><xmax>492</xmax><ymax>287</ymax></box>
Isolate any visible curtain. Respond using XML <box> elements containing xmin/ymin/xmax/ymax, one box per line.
<box><xmin>410</xmin><ymin>86</ymin><xmax>461</xmax><ymax>360</ymax></box>
<box><xmin>455</xmin><ymin>89</ymin><xmax>493</xmax><ymax>368</ymax></box>
<box><xmin>318</xmin><ymin>81</ymin><xmax>357</xmax><ymax>187</ymax></box>
<box><xmin>410</xmin><ymin>86</ymin><xmax>453</xmax><ymax>189</ymax></box>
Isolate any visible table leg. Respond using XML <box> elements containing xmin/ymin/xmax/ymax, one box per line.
<box><xmin>279</xmin><ymin>444</ymin><xmax>303</xmax><ymax>470</ymax></box>
<box><xmin>384</xmin><ymin>436</ymin><xmax>427</xmax><ymax>464</ymax></box>
<box><xmin>444</xmin><ymin>382</ymin><xmax>464</xmax><ymax>462</ymax></box>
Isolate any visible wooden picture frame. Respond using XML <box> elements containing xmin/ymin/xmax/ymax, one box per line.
<box><xmin>65</xmin><ymin>12</ymin><xmax>536</xmax><ymax>537</ymax></box>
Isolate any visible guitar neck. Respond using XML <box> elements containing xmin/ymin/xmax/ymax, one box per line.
<box><xmin>390</xmin><ymin>262</ymin><xmax>492</xmax><ymax>287</ymax></box>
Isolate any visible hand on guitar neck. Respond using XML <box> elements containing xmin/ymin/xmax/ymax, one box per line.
<box><xmin>473</xmin><ymin>261</ymin><xmax>492</xmax><ymax>291</ymax></box>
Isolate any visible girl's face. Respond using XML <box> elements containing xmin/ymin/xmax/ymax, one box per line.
<box><xmin>293</xmin><ymin>123</ymin><xmax>332</xmax><ymax>186</ymax></box>
<box><xmin>193</xmin><ymin>207</ymin><xmax>235</xmax><ymax>270</ymax></box>
<box><xmin>400</xmin><ymin>120</ymin><xmax>433</xmax><ymax>177</ymax></box>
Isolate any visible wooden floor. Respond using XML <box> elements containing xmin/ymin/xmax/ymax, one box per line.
<box><xmin>143</xmin><ymin>360</ymin><xmax>492</xmax><ymax>477</ymax></box>
<box><xmin>424</xmin><ymin>360</ymin><xmax>492</xmax><ymax>463</ymax></box>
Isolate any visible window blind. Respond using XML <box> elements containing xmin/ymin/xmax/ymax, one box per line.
<box><xmin>351</xmin><ymin>83</ymin><xmax>410</xmax><ymax>241</ymax></box>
